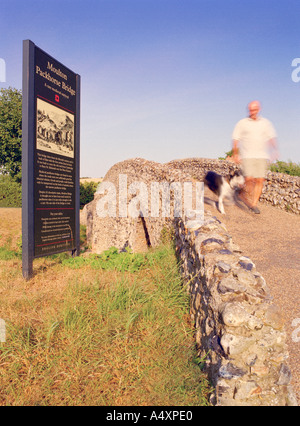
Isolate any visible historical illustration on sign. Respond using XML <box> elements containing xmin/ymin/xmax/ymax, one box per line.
<box><xmin>36</xmin><ymin>98</ymin><xmax>74</xmax><ymax>158</ymax></box>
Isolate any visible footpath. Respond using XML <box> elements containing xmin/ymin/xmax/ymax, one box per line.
<box><xmin>204</xmin><ymin>194</ymin><xmax>300</xmax><ymax>404</ymax></box>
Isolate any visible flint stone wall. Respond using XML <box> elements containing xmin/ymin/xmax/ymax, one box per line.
<box><xmin>83</xmin><ymin>157</ymin><xmax>299</xmax><ymax>254</ymax></box>
<box><xmin>83</xmin><ymin>160</ymin><xmax>299</xmax><ymax>252</ymax></box>
<box><xmin>84</xmin><ymin>158</ymin><xmax>177</xmax><ymax>254</ymax></box>
<box><xmin>260</xmin><ymin>171</ymin><xmax>300</xmax><ymax>214</ymax></box>
<box><xmin>175</xmin><ymin>212</ymin><xmax>297</xmax><ymax>406</ymax></box>
<box><xmin>166</xmin><ymin>158</ymin><xmax>300</xmax><ymax>215</ymax></box>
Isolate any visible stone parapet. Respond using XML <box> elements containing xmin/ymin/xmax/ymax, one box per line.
<box><xmin>84</xmin><ymin>158</ymin><xmax>299</xmax><ymax>254</ymax></box>
<box><xmin>175</xmin><ymin>211</ymin><xmax>298</xmax><ymax>406</ymax></box>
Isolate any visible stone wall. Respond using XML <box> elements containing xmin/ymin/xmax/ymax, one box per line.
<box><xmin>175</xmin><ymin>211</ymin><xmax>297</xmax><ymax>406</ymax></box>
<box><xmin>260</xmin><ymin>171</ymin><xmax>300</xmax><ymax>214</ymax></box>
<box><xmin>166</xmin><ymin>158</ymin><xmax>300</xmax><ymax>215</ymax></box>
<box><xmin>83</xmin><ymin>157</ymin><xmax>299</xmax><ymax>253</ymax></box>
<box><xmin>83</xmin><ymin>160</ymin><xmax>299</xmax><ymax>249</ymax></box>
<box><xmin>84</xmin><ymin>158</ymin><xmax>175</xmax><ymax>254</ymax></box>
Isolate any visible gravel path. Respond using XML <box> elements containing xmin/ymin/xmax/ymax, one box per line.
<box><xmin>204</xmin><ymin>192</ymin><xmax>300</xmax><ymax>404</ymax></box>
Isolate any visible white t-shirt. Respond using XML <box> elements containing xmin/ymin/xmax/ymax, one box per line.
<box><xmin>232</xmin><ymin>116</ymin><xmax>277</xmax><ymax>159</ymax></box>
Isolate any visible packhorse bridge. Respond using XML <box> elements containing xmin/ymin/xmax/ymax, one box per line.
<box><xmin>83</xmin><ymin>157</ymin><xmax>300</xmax><ymax>406</ymax></box>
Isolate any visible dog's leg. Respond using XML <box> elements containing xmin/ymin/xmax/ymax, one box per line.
<box><xmin>218</xmin><ymin>193</ymin><xmax>226</xmax><ymax>214</ymax></box>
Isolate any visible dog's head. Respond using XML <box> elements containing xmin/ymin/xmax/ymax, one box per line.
<box><xmin>229</xmin><ymin>170</ymin><xmax>245</xmax><ymax>189</ymax></box>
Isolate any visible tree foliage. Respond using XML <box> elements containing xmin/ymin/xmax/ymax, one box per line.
<box><xmin>0</xmin><ymin>87</ymin><xmax>22</xmax><ymax>182</ymax></box>
<box><xmin>80</xmin><ymin>181</ymin><xmax>98</xmax><ymax>209</ymax></box>
<box><xmin>0</xmin><ymin>174</ymin><xmax>22</xmax><ymax>207</ymax></box>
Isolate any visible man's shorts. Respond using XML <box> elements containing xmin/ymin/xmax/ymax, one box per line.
<box><xmin>241</xmin><ymin>158</ymin><xmax>269</xmax><ymax>179</ymax></box>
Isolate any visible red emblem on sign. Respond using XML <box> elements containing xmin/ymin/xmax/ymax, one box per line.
<box><xmin>55</xmin><ymin>94</ymin><xmax>60</xmax><ymax>102</ymax></box>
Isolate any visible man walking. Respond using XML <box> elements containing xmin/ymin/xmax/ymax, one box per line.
<box><xmin>232</xmin><ymin>100</ymin><xmax>279</xmax><ymax>214</ymax></box>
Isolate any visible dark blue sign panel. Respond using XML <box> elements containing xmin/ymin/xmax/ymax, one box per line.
<box><xmin>22</xmin><ymin>40</ymin><xmax>80</xmax><ymax>278</ymax></box>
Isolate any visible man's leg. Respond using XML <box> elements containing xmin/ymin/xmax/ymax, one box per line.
<box><xmin>252</xmin><ymin>178</ymin><xmax>265</xmax><ymax>207</ymax></box>
<box><xmin>239</xmin><ymin>176</ymin><xmax>255</xmax><ymax>207</ymax></box>
<box><xmin>239</xmin><ymin>159</ymin><xmax>266</xmax><ymax>212</ymax></box>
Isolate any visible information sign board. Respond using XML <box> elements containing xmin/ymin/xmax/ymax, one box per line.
<box><xmin>22</xmin><ymin>40</ymin><xmax>80</xmax><ymax>279</ymax></box>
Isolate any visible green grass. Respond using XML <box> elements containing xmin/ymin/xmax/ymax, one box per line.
<box><xmin>0</xmin><ymin>245</ymin><xmax>19</xmax><ymax>260</ymax></box>
<box><xmin>0</xmin><ymin>238</ymin><xmax>212</xmax><ymax>406</ymax></box>
<box><xmin>61</xmin><ymin>245</ymin><xmax>175</xmax><ymax>273</ymax></box>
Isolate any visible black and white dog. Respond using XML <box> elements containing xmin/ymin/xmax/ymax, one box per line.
<box><xmin>204</xmin><ymin>170</ymin><xmax>245</xmax><ymax>214</ymax></box>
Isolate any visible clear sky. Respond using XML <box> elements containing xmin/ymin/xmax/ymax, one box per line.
<box><xmin>1</xmin><ymin>0</ymin><xmax>300</xmax><ymax>177</ymax></box>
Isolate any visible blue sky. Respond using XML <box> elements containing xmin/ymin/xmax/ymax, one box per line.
<box><xmin>1</xmin><ymin>0</ymin><xmax>300</xmax><ymax>177</ymax></box>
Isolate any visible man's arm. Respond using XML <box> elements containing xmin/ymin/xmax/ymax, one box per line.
<box><xmin>232</xmin><ymin>139</ymin><xmax>240</xmax><ymax>164</ymax></box>
<box><xmin>268</xmin><ymin>138</ymin><xmax>279</xmax><ymax>163</ymax></box>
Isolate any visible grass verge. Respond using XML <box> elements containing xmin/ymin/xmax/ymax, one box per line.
<box><xmin>0</xmin><ymin>210</ymin><xmax>211</xmax><ymax>406</ymax></box>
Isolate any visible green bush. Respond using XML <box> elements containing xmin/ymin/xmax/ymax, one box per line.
<box><xmin>80</xmin><ymin>181</ymin><xmax>98</xmax><ymax>209</ymax></box>
<box><xmin>0</xmin><ymin>174</ymin><xmax>22</xmax><ymax>207</ymax></box>
<box><xmin>219</xmin><ymin>152</ymin><xmax>300</xmax><ymax>177</ymax></box>
<box><xmin>0</xmin><ymin>88</ymin><xmax>22</xmax><ymax>182</ymax></box>
<box><xmin>270</xmin><ymin>160</ymin><xmax>300</xmax><ymax>176</ymax></box>
<box><xmin>0</xmin><ymin>177</ymin><xmax>99</xmax><ymax>209</ymax></box>
<box><xmin>218</xmin><ymin>149</ymin><xmax>233</xmax><ymax>160</ymax></box>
